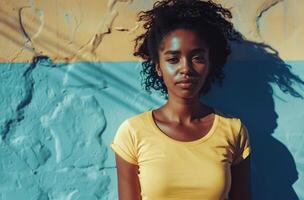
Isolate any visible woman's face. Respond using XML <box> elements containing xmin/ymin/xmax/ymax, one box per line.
<box><xmin>156</xmin><ymin>29</ymin><xmax>210</xmax><ymax>99</ymax></box>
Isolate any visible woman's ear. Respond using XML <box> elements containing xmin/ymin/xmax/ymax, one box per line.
<box><xmin>156</xmin><ymin>63</ymin><xmax>162</xmax><ymax>77</ymax></box>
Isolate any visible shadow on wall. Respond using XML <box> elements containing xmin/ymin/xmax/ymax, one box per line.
<box><xmin>203</xmin><ymin>40</ymin><xmax>304</xmax><ymax>200</ymax></box>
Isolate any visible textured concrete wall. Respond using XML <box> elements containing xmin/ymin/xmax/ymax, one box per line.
<box><xmin>1</xmin><ymin>0</ymin><xmax>304</xmax><ymax>62</ymax></box>
<box><xmin>1</xmin><ymin>0</ymin><xmax>304</xmax><ymax>200</ymax></box>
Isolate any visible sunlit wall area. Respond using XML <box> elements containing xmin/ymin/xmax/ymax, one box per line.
<box><xmin>0</xmin><ymin>0</ymin><xmax>303</xmax><ymax>199</ymax></box>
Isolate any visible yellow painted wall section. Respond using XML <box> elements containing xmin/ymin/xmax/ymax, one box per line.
<box><xmin>0</xmin><ymin>0</ymin><xmax>303</xmax><ymax>62</ymax></box>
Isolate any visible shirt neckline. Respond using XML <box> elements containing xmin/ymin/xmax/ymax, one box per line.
<box><xmin>147</xmin><ymin>109</ymin><xmax>219</xmax><ymax>145</ymax></box>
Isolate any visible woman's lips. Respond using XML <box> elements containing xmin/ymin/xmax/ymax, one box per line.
<box><xmin>176</xmin><ymin>82</ymin><xmax>194</xmax><ymax>89</ymax></box>
<box><xmin>175</xmin><ymin>79</ymin><xmax>198</xmax><ymax>89</ymax></box>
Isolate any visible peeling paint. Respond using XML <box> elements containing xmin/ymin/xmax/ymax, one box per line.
<box><xmin>114</xmin><ymin>27</ymin><xmax>129</xmax><ymax>32</ymax></box>
<box><xmin>72</xmin><ymin>0</ymin><xmax>120</xmax><ymax>60</ymax></box>
<box><xmin>256</xmin><ymin>0</ymin><xmax>284</xmax><ymax>37</ymax></box>
<box><xmin>18</xmin><ymin>6</ymin><xmax>38</xmax><ymax>55</ymax></box>
<box><xmin>1</xmin><ymin>0</ymin><xmax>304</xmax><ymax>61</ymax></box>
<box><xmin>1</xmin><ymin>56</ymin><xmax>48</xmax><ymax>140</ymax></box>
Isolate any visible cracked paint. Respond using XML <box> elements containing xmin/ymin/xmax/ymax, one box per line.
<box><xmin>0</xmin><ymin>59</ymin><xmax>113</xmax><ymax>199</ymax></box>
<box><xmin>1</xmin><ymin>56</ymin><xmax>44</xmax><ymax>140</ymax></box>
<box><xmin>71</xmin><ymin>0</ymin><xmax>120</xmax><ymax>61</ymax></box>
<box><xmin>255</xmin><ymin>0</ymin><xmax>283</xmax><ymax>37</ymax></box>
<box><xmin>41</xmin><ymin>94</ymin><xmax>107</xmax><ymax>166</ymax></box>
<box><xmin>1</xmin><ymin>0</ymin><xmax>303</xmax><ymax>61</ymax></box>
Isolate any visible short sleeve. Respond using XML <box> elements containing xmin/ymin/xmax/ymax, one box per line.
<box><xmin>110</xmin><ymin>120</ymin><xmax>138</xmax><ymax>165</ymax></box>
<box><xmin>232</xmin><ymin>123</ymin><xmax>251</xmax><ymax>165</ymax></box>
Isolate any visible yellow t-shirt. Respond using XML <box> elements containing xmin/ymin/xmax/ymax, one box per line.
<box><xmin>110</xmin><ymin>110</ymin><xmax>250</xmax><ymax>200</ymax></box>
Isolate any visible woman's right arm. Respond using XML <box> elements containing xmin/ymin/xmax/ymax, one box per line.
<box><xmin>115</xmin><ymin>153</ymin><xmax>141</xmax><ymax>200</ymax></box>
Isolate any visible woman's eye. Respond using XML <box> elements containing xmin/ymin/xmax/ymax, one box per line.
<box><xmin>192</xmin><ymin>56</ymin><xmax>205</xmax><ymax>63</ymax></box>
<box><xmin>166</xmin><ymin>58</ymin><xmax>179</xmax><ymax>63</ymax></box>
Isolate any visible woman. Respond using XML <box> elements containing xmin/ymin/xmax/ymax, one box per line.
<box><xmin>111</xmin><ymin>0</ymin><xmax>251</xmax><ymax>199</ymax></box>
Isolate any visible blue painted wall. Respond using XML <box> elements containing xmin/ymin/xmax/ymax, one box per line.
<box><xmin>1</xmin><ymin>41</ymin><xmax>304</xmax><ymax>199</ymax></box>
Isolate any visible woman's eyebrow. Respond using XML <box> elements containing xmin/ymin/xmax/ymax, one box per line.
<box><xmin>163</xmin><ymin>50</ymin><xmax>180</xmax><ymax>55</ymax></box>
<box><xmin>191</xmin><ymin>48</ymin><xmax>207</xmax><ymax>54</ymax></box>
<box><xmin>163</xmin><ymin>48</ymin><xmax>207</xmax><ymax>55</ymax></box>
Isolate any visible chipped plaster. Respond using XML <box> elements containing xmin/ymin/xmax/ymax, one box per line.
<box><xmin>1</xmin><ymin>0</ymin><xmax>303</xmax><ymax>62</ymax></box>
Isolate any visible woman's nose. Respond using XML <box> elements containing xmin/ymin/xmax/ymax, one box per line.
<box><xmin>179</xmin><ymin>58</ymin><xmax>193</xmax><ymax>75</ymax></box>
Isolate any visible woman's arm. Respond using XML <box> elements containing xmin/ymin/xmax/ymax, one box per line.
<box><xmin>229</xmin><ymin>156</ymin><xmax>251</xmax><ymax>200</ymax></box>
<box><xmin>115</xmin><ymin>153</ymin><xmax>141</xmax><ymax>200</ymax></box>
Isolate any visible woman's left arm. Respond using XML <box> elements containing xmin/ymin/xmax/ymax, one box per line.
<box><xmin>229</xmin><ymin>156</ymin><xmax>251</xmax><ymax>200</ymax></box>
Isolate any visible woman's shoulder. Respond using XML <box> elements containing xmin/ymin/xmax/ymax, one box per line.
<box><xmin>120</xmin><ymin>110</ymin><xmax>152</xmax><ymax>129</ymax></box>
<box><xmin>214</xmin><ymin>109</ymin><xmax>249</xmax><ymax>147</ymax></box>
<box><xmin>126</xmin><ymin>110</ymin><xmax>150</xmax><ymax>122</ymax></box>
<box><xmin>214</xmin><ymin>109</ymin><xmax>243</xmax><ymax>131</ymax></box>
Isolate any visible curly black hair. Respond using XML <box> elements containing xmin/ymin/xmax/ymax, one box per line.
<box><xmin>134</xmin><ymin>0</ymin><xmax>242</xmax><ymax>96</ymax></box>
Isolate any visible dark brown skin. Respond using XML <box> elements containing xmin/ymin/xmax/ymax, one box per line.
<box><xmin>230</xmin><ymin>156</ymin><xmax>251</xmax><ymax>200</ymax></box>
<box><xmin>115</xmin><ymin>154</ymin><xmax>141</xmax><ymax>200</ymax></box>
<box><xmin>115</xmin><ymin>28</ymin><xmax>251</xmax><ymax>200</ymax></box>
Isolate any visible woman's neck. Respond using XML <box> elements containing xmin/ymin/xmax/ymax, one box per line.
<box><xmin>159</xmin><ymin>95</ymin><xmax>212</xmax><ymax>124</ymax></box>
